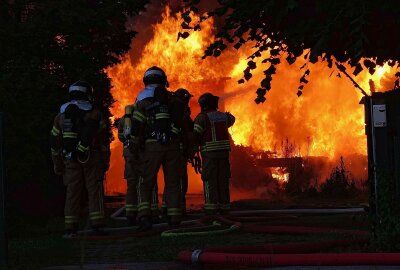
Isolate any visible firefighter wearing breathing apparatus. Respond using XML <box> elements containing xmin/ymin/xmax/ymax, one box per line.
<box><xmin>160</xmin><ymin>88</ymin><xmax>194</xmax><ymax>217</ymax></box>
<box><xmin>174</xmin><ymin>88</ymin><xmax>194</xmax><ymax>215</ymax></box>
<box><xmin>117</xmin><ymin>99</ymin><xmax>161</xmax><ymax>226</ymax></box>
<box><xmin>50</xmin><ymin>81</ymin><xmax>110</xmax><ymax>237</ymax></box>
<box><xmin>133</xmin><ymin>66</ymin><xmax>185</xmax><ymax>231</ymax></box>
<box><xmin>193</xmin><ymin>92</ymin><xmax>235</xmax><ymax>215</ymax></box>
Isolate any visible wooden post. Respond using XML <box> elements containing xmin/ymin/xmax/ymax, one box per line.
<box><xmin>0</xmin><ymin>112</ymin><xmax>8</xmax><ymax>266</ymax></box>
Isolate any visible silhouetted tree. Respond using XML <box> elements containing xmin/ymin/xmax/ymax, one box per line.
<box><xmin>0</xmin><ymin>0</ymin><xmax>147</xmax><ymax>214</ymax></box>
<box><xmin>183</xmin><ymin>0</ymin><xmax>400</xmax><ymax>102</ymax></box>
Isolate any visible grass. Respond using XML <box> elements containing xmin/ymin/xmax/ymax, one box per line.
<box><xmin>4</xmin><ymin>197</ymin><xmax>370</xmax><ymax>270</ymax></box>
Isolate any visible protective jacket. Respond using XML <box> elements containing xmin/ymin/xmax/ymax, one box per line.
<box><xmin>193</xmin><ymin>109</ymin><xmax>235</xmax><ymax>214</ymax></box>
<box><xmin>134</xmin><ymin>90</ymin><xmax>186</xmax><ymax>223</ymax></box>
<box><xmin>133</xmin><ymin>89</ymin><xmax>183</xmax><ymax>145</ymax></box>
<box><xmin>193</xmin><ymin>110</ymin><xmax>235</xmax><ymax>152</ymax></box>
<box><xmin>50</xmin><ymin>101</ymin><xmax>110</xmax><ymax>167</ymax></box>
<box><xmin>50</xmin><ymin>103</ymin><xmax>110</xmax><ymax>230</ymax></box>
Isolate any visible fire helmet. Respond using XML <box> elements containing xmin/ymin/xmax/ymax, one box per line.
<box><xmin>143</xmin><ymin>66</ymin><xmax>169</xmax><ymax>87</ymax></box>
<box><xmin>68</xmin><ymin>80</ymin><xmax>93</xmax><ymax>100</ymax></box>
<box><xmin>198</xmin><ymin>92</ymin><xmax>219</xmax><ymax>110</ymax></box>
<box><xmin>175</xmin><ymin>88</ymin><xmax>193</xmax><ymax>103</ymax></box>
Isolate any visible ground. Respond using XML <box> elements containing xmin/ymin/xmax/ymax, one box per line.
<box><xmin>6</xmin><ymin>195</ymin><xmax>373</xmax><ymax>270</ymax></box>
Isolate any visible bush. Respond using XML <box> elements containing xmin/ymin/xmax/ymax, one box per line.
<box><xmin>320</xmin><ymin>157</ymin><xmax>358</xmax><ymax>197</ymax></box>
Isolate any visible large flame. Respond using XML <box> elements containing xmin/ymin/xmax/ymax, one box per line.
<box><xmin>105</xmin><ymin>6</ymin><xmax>398</xmax><ymax>196</ymax></box>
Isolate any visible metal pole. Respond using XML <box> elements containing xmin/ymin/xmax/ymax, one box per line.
<box><xmin>369</xmin><ymin>98</ymin><xmax>379</xmax><ymax>219</ymax></box>
<box><xmin>0</xmin><ymin>112</ymin><xmax>8</xmax><ymax>266</ymax></box>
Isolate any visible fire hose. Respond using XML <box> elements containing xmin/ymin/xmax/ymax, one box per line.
<box><xmin>161</xmin><ymin>214</ymin><xmax>367</xmax><ymax>238</ymax></box>
<box><xmin>178</xmin><ymin>251</ymin><xmax>400</xmax><ymax>267</ymax></box>
<box><xmin>175</xmin><ymin>212</ymin><xmax>378</xmax><ymax>267</ymax></box>
<box><xmin>203</xmin><ymin>239</ymin><xmax>368</xmax><ymax>254</ymax></box>
<box><xmin>161</xmin><ymin>215</ymin><xmax>242</xmax><ymax>237</ymax></box>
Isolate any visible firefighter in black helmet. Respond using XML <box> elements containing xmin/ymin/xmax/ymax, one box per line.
<box><xmin>50</xmin><ymin>80</ymin><xmax>110</xmax><ymax>238</ymax></box>
<box><xmin>193</xmin><ymin>92</ymin><xmax>235</xmax><ymax>215</ymax></box>
<box><xmin>160</xmin><ymin>88</ymin><xmax>194</xmax><ymax>216</ymax></box>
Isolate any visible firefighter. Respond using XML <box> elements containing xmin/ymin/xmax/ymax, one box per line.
<box><xmin>174</xmin><ymin>88</ymin><xmax>194</xmax><ymax>215</ymax></box>
<box><xmin>50</xmin><ymin>81</ymin><xmax>110</xmax><ymax>238</ymax></box>
<box><xmin>160</xmin><ymin>88</ymin><xmax>194</xmax><ymax>217</ymax></box>
<box><xmin>193</xmin><ymin>92</ymin><xmax>235</xmax><ymax>215</ymax></box>
<box><xmin>117</xmin><ymin>104</ymin><xmax>160</xmax><ymax>226</ymax></box>
<box><xmin>133</xmin><ymin>66</ymin><xmax>185</xmax><ymax>231</ymax></box>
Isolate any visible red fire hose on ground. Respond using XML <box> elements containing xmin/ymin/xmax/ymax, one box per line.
<box><xmin>203</xmin><ymin>239</ymin><xmax>368</xmax><ymax>254</ymax></box>
<box><xmin>173</xmin><ymin>210</ymin><xmax>391</xmax><ymax>267</ymax></box>
<box><xmin>178</xmin><ymin>251</ymin><xmax>400</xmax><ymax>267</ymax></box>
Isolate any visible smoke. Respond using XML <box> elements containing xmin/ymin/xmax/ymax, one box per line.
<box><xmin>230</xmin><ymin>145</ymin><xmax>281</xmax><ymax>198</ymax></box>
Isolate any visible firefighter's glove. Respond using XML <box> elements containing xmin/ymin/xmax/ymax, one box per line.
<box><xmin>123</xmin><ymin>127</ymin><xmax>131</xmax><ymax>140</ymax></box>
<box><xmin>193</xmin><ymin>155</ymin><xmax>202</xmax><ymax>174</ymax></box>
<box><xmin>53</xmin><ymin>157</ymin><xmax>65</xmax><ymax>176</ymax></box>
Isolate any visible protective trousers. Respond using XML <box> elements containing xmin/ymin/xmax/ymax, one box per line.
<box><xmin>161</xmin><ymin>151</ymin><xmax>188</xmax><ymax>215</ymax></box>
<box><xmin>63</xmin><ymin>152</ymin><xmax>105</xmax><ymax>230</ymax></box>
<box><xmin>138</xmin><ymin>142</ymin><xmax>182</xmax><ymax>223</ymax></box>
<box><xmin>180</xmin><ymin>153</ymin><xmax>188</xmax><ymax>213</ymax></box>
<box><xmin>201</xmin><ymin>151</ymin><xmax>231</xmax><ymax>215</ymax></box>
<box><xmin>124</xmin><ymin>147</ymin><xmax>158</xmax><ymax>219</ymax></box>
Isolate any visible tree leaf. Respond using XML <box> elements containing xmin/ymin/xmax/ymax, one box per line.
<box><xmin>270</xmin><ymin>48</ymin><xmax>280</xmax><ymax>56</ymax></box>
<box><xmin>261</xmin><ymin>77</ymin><xmax>272</xmax><ymax>89</ymax></box>
<box><xmin>255</xmin><ymin>96</ymin><xmax>266</xmax><ymax>104</ymax></box>
<box><xmin>364</xmin><ymin>59</ymin><xmax>376</xmax><ymax>69</ymax></box>
<box><xmin>269</xmin><ymin>58</ymin><xmax>280</xmax><ymax>65</ymax></box>
<box><xmin>264</xmin><ymin>65</ymin><xmax>276</xmax><ymax>76</ymax></box>
<box><xmin>353</xmin><ymin>63</ymin><xmax>363</xmax><ymax>76</ymax></box>
<box><xmin>247</xmin><ymin>60</ymin><xmax>256</xmax><ymax>69</ymax></box>
<box><xmin>213</xmin><ymin>50</ymin><xmax>222</xmax><ymax>57</ymax></box>
<box><xmin>368</xmin><ymin>67</ymin><xmax>375</xmax><ymax>75</ymax></box>
<box><xmin>177</xmin><ymin>32</ymin><xmax>190</xmax><ymax>41</ymax></box>
<box><xmin>395</xmin><ymin>79</ymin><xmax>400</xmax><ymax>89</ymax></box>
<box><xmin>244</xmin><ymin>72</ymin><xmax>253</xmax><ymax>81</ymax></box>
<box><xmin>182</xmin><ymin>14</ymin><xmax>192</xmax><ymax>23</ymax></box>
<box><xmin>181</xmin><ymin>22</ymin><xmax>193</xmax><ymax>30</ymax></box>
<box><xmin>256</xmin><ymin>88</ymin><xmax>267</xmax><ymax>96</ymax></box>
<box><xmin>286</xmin><ymin>55</ymin><xmax>296</xmax><ymax>65</ymax></box>
<box><xmin>300</xmin><ymin>76</ymin><xmax>308</xmax><ymax>84</ymax></box>
<box><xmin>233</xmin><ymin>42</ymin><xmax>242</xmax><ymax>50</ymax></box>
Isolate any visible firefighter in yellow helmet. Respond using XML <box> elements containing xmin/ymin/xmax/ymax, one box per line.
<box><xmin>133</xmin><ymin>66</ymin><xmax>185</xmax><ymax>231</ymax></box>
<box><xmin>50</xmin><ymin>81</ymin><xmax>110</xmax><ymax>238</ymax></box>
<box><xmin>193</xmin><ymin>92</ymin><xmax>235</xmax><ymax>215</ymax></box>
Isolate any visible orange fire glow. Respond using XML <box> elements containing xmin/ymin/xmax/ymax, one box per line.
<box><xmin>105</xmin><ymin>5</ymin><xmax>398</xmax><ymax>196</ymax></box>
